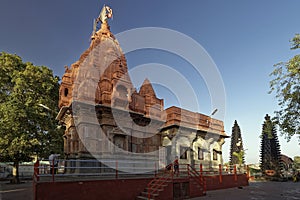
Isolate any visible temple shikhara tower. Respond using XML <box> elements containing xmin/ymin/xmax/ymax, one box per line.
<box><xmin>56</xmin><ymin>6</ymin><xmax>229</xmax><ymax>173</ymax></box>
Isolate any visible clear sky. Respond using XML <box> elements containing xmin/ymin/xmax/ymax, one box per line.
<box><xmin>1</xmin><ymin>0</ymin><xmax>299</xmax><ymax>164</ymax></box>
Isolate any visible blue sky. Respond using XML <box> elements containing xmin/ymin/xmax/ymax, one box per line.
<box><xmin>1</xmin><ymin>0</ymin><xmax>299</xmax><ymax>164</ymax></box>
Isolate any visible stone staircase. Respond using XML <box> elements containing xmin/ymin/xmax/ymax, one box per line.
<box><xmin>136</xmin><ymin>171</ymin><xmax>172</xmax><ymax>200</ymax></box>
<box><xmin>136</xmin><ymin>165</ymin><xmax>206</xmax><ymax>199</ymax></box>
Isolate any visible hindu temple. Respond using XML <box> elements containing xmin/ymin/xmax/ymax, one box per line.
<box><xmin>56</xmin><ymin>5</ymin><xmax>229</xmax><ymax>173</ymax></box>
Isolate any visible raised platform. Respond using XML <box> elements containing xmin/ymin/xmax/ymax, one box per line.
<box><xmin>33</xmin><ymin>174</ymin><xmax>248</xmax><ymax>200</ymax></box>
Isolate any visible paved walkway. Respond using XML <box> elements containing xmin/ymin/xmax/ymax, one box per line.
<box><xmin>0</xmin><ymin>181</ymin><xmax>32</xmax><ymax>200</ymax></box>
<box><xmin>193</xmin><ymin>181</ymin><xmax>300</xmax><ymax>200</ymax></box>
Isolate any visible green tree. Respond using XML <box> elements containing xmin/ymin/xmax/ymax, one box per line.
<box><xmin>229</xmin><ymin>120</ymin><xmax>245</xmax><ymax>165</ymax></box>
<box><xmin>260</xmin><ymin>114</ymin><xmax>282</xmax><ymax>177</ymax></box>
<box><xmin>269</xmin><ymin>34</ymin><xmax>300</xmax><ymax>142</ymax></box>
<box><xmin>0</xmin><ymin>52</ymin><xmax>63</xmax><ymax>183</ymax></box>
<box><xmin>233</xmin><ymin>150</ymin><xmax>245</xmax><ymax>166</ymax></box>
<box><xmin>294</xmin><ymin>156</ymin><xmax>300</xmax><ymax>170</ymax></box>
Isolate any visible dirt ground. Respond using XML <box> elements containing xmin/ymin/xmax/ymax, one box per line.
<box><xmin>0</xmin><ymin>180</ymin><xmax>299</xmax><ymax>200</ymax></box>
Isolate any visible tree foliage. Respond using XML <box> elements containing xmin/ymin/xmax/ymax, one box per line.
<box><xmin>294</xmin><ymin>156</ymin><xmax>300</xmax><ymax>170</ymax></box>
<box><xmin>0</xmin><ymin>52</ymin><xmax>63</xmax><ymax>182</ymax></box>
<box><xmin>232</xmin><ymin>150</ymin><xmax>245</xmax><ymax>166</ymax></box>
<box><xmin>270</xmin><ymin>34</ymin><xmax>300</xmax><ymax>142</ymax></box>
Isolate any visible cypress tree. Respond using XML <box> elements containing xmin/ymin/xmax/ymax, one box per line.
<box><xmin>230</xmin><ymin>120</ymin><xmax>245</xmax><ymax>165</ymax></box>
<box><xmin>260</xmin><ymin>114</ymin><xmax>282</xmax><ymax>177</ymax></box>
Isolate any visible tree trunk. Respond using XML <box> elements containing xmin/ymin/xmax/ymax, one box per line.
<box><xmin>10</xmin><ymin>161</ymin><xmax>20</xmax><ymax>184</ymax></box>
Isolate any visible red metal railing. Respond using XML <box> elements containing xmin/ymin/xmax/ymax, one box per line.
<box><xmin>187</xmin><ymin>164</ymin><xmax>206</xmax><ymax>194</ymax></box>
<box><xmin>33</xmin><ymin>159</ymin><xmax>249</xmax><ymax>185</ymax></box>
<box><xmin>200</xmin><ymin>164</ymin><xmax>206</xmax><ymax>193</ymax></box>
<box><xmin>33</xmin><ymin>159</ymin><xmax>160</xmax><ymax>183</ymax></box>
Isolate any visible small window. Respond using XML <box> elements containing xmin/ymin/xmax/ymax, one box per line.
<box><xmin>131</xmin><ymin>143</ymin><xmax>137</xmax><ymax>153</ymax></box>
<box><xmin>116</xmin><ymin>85</ymin><xmax>127</xmax><ymax>98</ymax></box>
<box><xmin>213</xmin><ymin>150</ymin><xmax>218</xmax><ymax>160</ymax></box>
<box><xmin>180</xmin><ymin>146</ymin><xmax>188</xmax><ymax>159</ymax></box>
<box><xmin>64</xmin><ymin>88</ymin><xmax>69</xmax><ymax>97</ymax></box>
<box><xmin>198</xmin><ymin>147</ymin><xmax>204</xmax><ymax>160</ymax></box>
<box><xmin>113</xmin><ymin>135</ymin><xmax>126</xmax><ymax>151</ymax></box>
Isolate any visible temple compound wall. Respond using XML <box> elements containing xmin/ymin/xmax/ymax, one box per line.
<box><xmin>56</xmin><ymin>21</ymin><xmax>228</xmax><ymax>173</ymax></box>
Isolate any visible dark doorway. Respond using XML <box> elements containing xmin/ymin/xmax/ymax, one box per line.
<box><xmin>166</xmin><ymin>145</ymin><xmax>172</xmax><ymax>165</ymax></box>
<box><xmin>173</xmin><ymin>182</ymin><xmax>189</xmax><ymax>199</ymax></box>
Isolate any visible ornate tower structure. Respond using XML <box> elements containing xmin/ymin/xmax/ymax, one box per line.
<box><xmin>229</xmin><ymin>120</ymin><xmax>245</xmax><ymax>165</ymax></box>
<box><xmin>260</xmin><ymin>114</ymin><xmax>282</xmax><ymax>177</ymax></box>
<box><xmin>56</xmin><ymin>6</ymin><xmax>164</xmax><ymax>168</ymax></box>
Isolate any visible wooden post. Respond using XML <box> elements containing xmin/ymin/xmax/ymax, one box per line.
<box><xmin>171</xmin><ymin>163</ymin><xmax>174</xmax><ymax>179</ymax></box>
<box><xmin>246</xmin><ymin>165</ymin><xmax>250</xmax><ymax>179</ymax></box>
<box><xmin>200</xmin><ymin>164</ymin><xmax>206</xmax><ymax>194</ymax></box>
<box><xmin>200</xmin><ymin>164</ymin><xmax>203</xmax><ymax>176</ymax></box>
<box><xmin>187</xmin><ymin>164</ymin><xmax>190</xmax><ymax>176</ymax></box>
<box><xmin>147</xmin><ymin>182</ymin><xmax>151</xmax><ymax>200</ymax></box>
<box><xmin>33</xmin><ymin>160</ymin><xmax>39</xmax><ymax>200</ymax></box>
<box><xmin>234</xmin><ymin>165</ymin><xmax>237</xmax><ymax>182</ymax></box>
<box><xmin>154</xmin><ymin>162</ymin><xmax>157</xmax><ymax>177</ymax></box>
<box><xmin>52</xmin><ymin>160</ymin><xmax>54</xmax><ymax>183</ymax></box>
<box><xmin>34</xmin><ymin>160</ymin><xmax>40</xmax><ymax>182</ymax></box>
<box><xmin>116</xmin><ymin>160</ymin><xmax>118</xmax><ymax>179</ymax></box>
<box><xmin>219</xmin><ymin>164</ymin><xmax>222</xmax><ymax>184</ymax></box>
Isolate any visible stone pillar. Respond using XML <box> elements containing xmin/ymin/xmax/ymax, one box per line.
<box><xmin>206</xmin><ymin>137</ymin><xmax>216</xmax><ymax>170</ymax></box>
<box><xmin>218</xmin><ymin>137</ymin><xmax>225</xmax><ymax>165</ymax></box>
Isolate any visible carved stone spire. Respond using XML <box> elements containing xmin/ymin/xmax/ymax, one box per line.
<box><xmin>139</xmin><ymin>79</ymin><xmax>156</xmax><ymax>98</ymax></box>
<box><xmin>58</xmin><ymin>5</ymin><xmax>128</xmax><ymax>108</ymax></box>
<box><xmin>138</xmin><ymin>79</ymin><xmax>163</xmax><ymax>118</ymax></box>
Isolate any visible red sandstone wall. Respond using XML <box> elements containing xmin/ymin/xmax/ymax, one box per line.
<box><xmin>206</xmin><ymin>174</ymin><xmax>249</xmax><ymax>191</ymax></box>
<box><xmin>189</xmin><ymin>180</ymin><xmax>204</xmax><ymax>198</ymax></box>
<box><xmin>156</xmin><ymin>182</ymin><xmax>173</xmax><ymax>200</ymax></box>
<box><xmin>34</xmin><ymin>174</ymin><xmax>248</xmax><ymax>200</ymax></box>
<box><xmin>34</xmin><ymin>178</ymin><xmax>152</xmax><ymax>200</ymax></box>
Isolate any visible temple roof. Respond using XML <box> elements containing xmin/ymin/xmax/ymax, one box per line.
<box><xmin>163</xmin><ymin>106</ymin><xmax>228</xmax><ymax>137</ymax></box>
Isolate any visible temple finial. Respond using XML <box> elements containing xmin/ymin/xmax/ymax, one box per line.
<box><xmin>91</xmin><ymin>5</ymin><xmax>113</xmax><ymax>40</ymax></box>
<box><xmin>96</xmin><ymin>5</ymin><xmax>113</xmax><ymax>24</ymax></box>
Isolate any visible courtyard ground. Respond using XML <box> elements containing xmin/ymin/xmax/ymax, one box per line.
<box><xmin>194</xmin><ymin>180</ymin><xmax>300</xmax><ymax>200</ymax></box>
